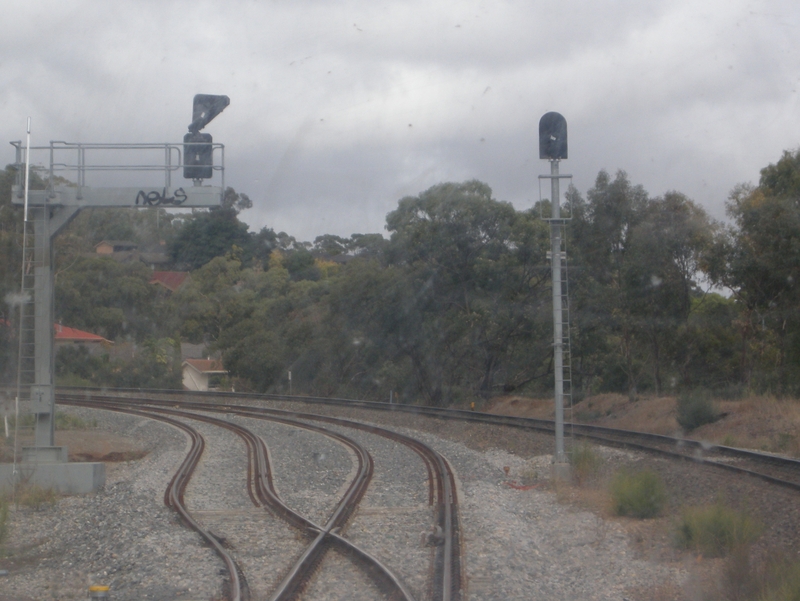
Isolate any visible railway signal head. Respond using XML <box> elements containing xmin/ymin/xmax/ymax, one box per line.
<box><xmin>183</xmin><ymin>132</ymin><xmax>214</xmax><ymax>179</ymax></box>
<box><xmin>539</xmin><ymin>111</ymin><xmax>568</xmax><ymax>160</ymax></box>
<box><xmin>184</xmin><ymin>94</ymin><xmax>228</xmax><ymax>179</ymax></box>
<box><xmin>188</xmin><ymin>94</ymin><xmax>230</xmax><ymax>134</ymax></box>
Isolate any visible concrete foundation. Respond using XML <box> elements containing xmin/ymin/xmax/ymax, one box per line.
<box><xmin>0</xmin><ymin>445</ymin><xmax>105</xmax><ymax>494</ymax></box>
<box><xmin>550</xmin><ymin>461</ymin><xmax>572</xmax><ymax>483</ymax></box>
<box><xmin>22</xmin><ymin>445</ymin><xmax>69</xmax><ymax>463</ymax></box>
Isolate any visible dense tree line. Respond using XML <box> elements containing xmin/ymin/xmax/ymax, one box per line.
<box><xmin>2</xmin><ymin>149</ymin><xmax>800</xmax><ymax>403</ymax></box>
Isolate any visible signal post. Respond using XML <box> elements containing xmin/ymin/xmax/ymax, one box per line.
<box><xmin>538</xmin><ymin>111</ymin><xmax>572</xmax><ymax>480</ymax></box>
<box><xmin>0</xmin><ymin>95</ymin><xmax>229</xmax><ymax>493</ymax></box>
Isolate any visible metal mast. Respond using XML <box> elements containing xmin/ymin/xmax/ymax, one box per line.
<box><xmin>538</xmin><ymin>112</ymin><xmax>571</xmax><ymax>469</ymax></box>
<box><xmin>1</xmin><ymin>95</ymin><xmax>230</xmax><ymax>493</ymax></box>
<box><xmin>550</xmin><ymin>159</ymin><xmax>566</xmax><ymax>463</ymax></box>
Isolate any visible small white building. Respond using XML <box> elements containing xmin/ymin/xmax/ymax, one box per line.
<box><xmin>182</xmin><ymin>359</ymin><xmax>227</xmax><ymax>391</ymax></box>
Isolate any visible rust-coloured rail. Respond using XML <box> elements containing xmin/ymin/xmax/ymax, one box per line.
<box><xmin>58</xmin><ymin>391</ymin><xmax>465</xmax><ymax>601</ymax></box>
<box><xmin>58</xmin><ymin>395</ymin><xmax>421</xmax><ymax>601</ymax></box>
<box><xmin>59</xmin><ymin>400</ymin><xmax>246</xmax><ymax>601</ymax></box>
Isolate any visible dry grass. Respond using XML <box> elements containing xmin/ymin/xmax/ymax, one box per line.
<box><xmin>611</xmin><ymin>469</ymin><xmax>667</xmax><ymax>518</ymax></box>
<box><xmin>487</xmin><ymin>392</ymin><xmax>800</xmax><ymax>599</ymax></box>
<box><xmin>675</xmin><ymin>503</ymin><xmax>762</xmax><ymax>558</ymax></box>
<box><xmin>697</xmin><ymin>396</ymin><xmax>800</xmax><ymax>456</ymax></box>
<box><xmin>568</xmin><ymin>441</ymin><xmax>604</xmax><ymax>484</ymax></box>
<box><xmin>0</xmin><ymin>494</ymin><xmax>8</xmax><ymax>545</ymax></box>
<box><xmin>488</xmin><ymin>393</ymin><xmax>683</xmax><ymax>434</ymax></box>
<box><xmin>487</xmin><ymin>393</ymin><xmax>800</xmax><ymax>456</ymax></box>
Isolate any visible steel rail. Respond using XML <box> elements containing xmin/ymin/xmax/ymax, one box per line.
<box><xmin>52</xmin><ymin>386</ymin><xmax>800</xmax><ymax>599</ymax></box>
<box><xmin>59</xmin><ymin>396</ymin><xmax>417</xmax><ymax>601</ymax></box>
<box><xmin>551</xmin><ymin>424</ymin><xmax>800</xmax><ymax>492</ymax></box>
<box><xmin>85</xmin><ymin>394</ymin><xmax>461</xmax><ymax>600</ymax></box>
<box><xmin>56</xmin><ymin>386</ymin><xmax>800</xmax><ymax>492</ymax></box>
<box><xmin>58</xmin><ymin>391</ymin><xmax>463</xmax><ymax>601</ymax></box>
<box><xmin>87</xmin><ymin>386</ymin><xmax>799</xmax><ymax>493</ymax></box>
<box><xmin>57</xmin><ymin>401</ymin><xmax>245</xmax><ymax>601</ymax></box>
<box><xmin>206</xmin><ymin>401</ymin><xmax>462</xmax><ymax>601</ymax></box>
<box><xmin>240</xmin><ymin>419</ymin><xmax>417</xmax><ymax>601</ymax></box>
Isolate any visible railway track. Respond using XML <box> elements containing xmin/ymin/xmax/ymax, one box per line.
<box><xmin>60</xmin><ymin>386</ymin><xmax>800</xmax><ymax>494</ymax></box>
<box><xmin>556</xmin><ymin>421</ymin><xmax>800</xmax><ymax>492</ymax></box>
<box><xmin>254</xmin><ymin>392</ymin><xmax>800</xmax><ymax>492</ymax></box>
<box><xmin>57</xmin><ymin>392</ymin><xmax>463</xmax><ymax>601</ymax></box>
<box><xmin>45</xmin><ymin>387</ymin><xmax>800</xmax><ymax>600</ymax></box>
<box><xmin>3</xmin><ymin>386</ymin><xmax>796</xmax><ymax>599</ymax></box>
<box><xmin>55</xmin><ymin>400</ymin><xmax>249</xmax><ymax>601</ymax></box>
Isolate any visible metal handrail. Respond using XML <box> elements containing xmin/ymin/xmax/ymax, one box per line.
<box><xmin>9</xmin><ymin>140</ymin><xmax>225</xmax><ymax>191</ymax></box>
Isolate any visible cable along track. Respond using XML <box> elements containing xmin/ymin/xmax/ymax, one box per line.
<box><xmin>59</xmin><ymin>393</ymin><xmax>463</xmax><ymax>601</ymax></box>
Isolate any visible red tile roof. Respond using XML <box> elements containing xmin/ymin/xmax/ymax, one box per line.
<box><xmin>54</xmin><ymin>324</ymin><xmax>111</xmax><ymax>343</ymax></box>
<box><xmin>2</xmin><ymin>320</ymin><xmax>111</xmax><ymax>343</ymax></box>
<box><xmin>183</xmin><ymin>359</ymin><xmax>227</xmax><ymax>373</ymax></box>
<box><xmin>150</xmin><ymin>271</ymin><xmax>189</xmax><ymax>292</ymax></box>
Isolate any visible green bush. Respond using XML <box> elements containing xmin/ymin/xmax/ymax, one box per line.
<box><xmin>568</xmin><ymin>441</ymin><xmax>603</xmax><ymax>483</ymax></box>
<box><xmin>19</xmin><ymin>485</ymin><xmax>58</xmax><ymax>510</ymax></box>
<box><xmin>611</xmin><ymin>469</ymin><xmax>667</xmax><ymax>518</ymax></box>
<box><xmin>0</xmin><ymin>495</ymin><xmax>8</xmax><ymax>545</ymax></box>
<box><xmin>723</xmin><ymin>550</ymin><xmax>800</xmax><ymax>601</ymax></box>
<box><xmin>9</xmin><ymin>412</ymin><xmax>96</xmax><ymax>430</ymax></box>
<box><xmin>759</xmin><ymin>557</ymin><xmax>800</xmax><ymax>601</ymax></box>
<box><xmin>54</xmin><ymin>412</ymin><xmax>97</xmax><ymax>430</ymax></box>
<box><xmin>675</xmin><ymin>503</ymin><xmax>761</xmax><ymax>557</ymax></box>
<box><xmin>677</xmin><ymin>389</ymin><xmax>720</xmax><ymax>432</ymax></box>
<box><xmin>7</xmin><ymin>413</ymin><xmax>35</xmax><ymax>429</ymax></box>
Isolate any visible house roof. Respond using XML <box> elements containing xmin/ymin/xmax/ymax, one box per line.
<box><xmin>54</xmin><ymin>323</ymin><xmax>112</xmax><ymax>343</ymax></box>
<box><xmin>2</xmin><ymin>320</ymin><xmax>112</xmax><ymax>344</ymax></box>
<box><xmin>150</xmin><ymin>271</ymin><xmax>189</xmax><ymax>292</ymax></box>
<box><xmin>182</xmin><ymin>359</ymin><xmax>227</xmax><ymax>374</ymax></box>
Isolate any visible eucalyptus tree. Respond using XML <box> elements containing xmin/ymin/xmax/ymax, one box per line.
<box><xmin>169</xmin><ymin>187</ymin><xmax>254</xmax><ymax>270</ymax></box>
<box><xmin>568</xmin><ymin>170</ymin><xmax>650</xmax><ymax>396</ymax></box>
<box><xmin>570</xmin><ymin>171</ymin><xmax>716</xmax><ymax>396</ymax></box>
<box><xmin>382</xmin><ymin>180</ymin><xmax>552</xmax><ymax>404</ymax></box>
<box><xmin>716</xmin><ymin>149</ymin><xmax>800</xmax><ymax>392</ymax></box>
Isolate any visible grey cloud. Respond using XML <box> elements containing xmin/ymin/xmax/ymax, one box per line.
<box><xmin>1</xmin><ymin>0</ymin><xmax>798</xmax><ymax>243</ymax></box>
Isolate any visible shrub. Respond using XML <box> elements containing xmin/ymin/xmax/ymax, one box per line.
<box><xmin>611</xmin><ymin>469</ymin><xmax>667</xmax><ymax>518</ymax></box>
<box><xmin>518</xmin><ymin>460</ymin><xmax>538</xmax><ymax>485</ymax></box>
<box><xmin>575</xmin><ymin>409</ymin><xmax>602</xmax><ymax>422</ymax></box>
<box><xmin>0</xmin><ymin>495</ymin><xmax>8</xmax><ymax>545</ymax></box>
<box><xmin>9</xmin><ymin>412</ymin><xmax>97</xmax><ymax>431</ymax></box>
<box><xmin>54</xmin><ymin>412</ymin><xmax>97</xmax><ymax>430</ymax></box>
<box><xmin>759</xmin><ymin>556</ymin><xmax>800</xmax><ymax>601</ymax></box>
<box><xmin>714</xmin><ymin>383</ymin><xmax>745</xmax><ymax>401</ymax></box>
<box><xmin>675</xmin><ymin>503</ymin><xmax>761</xmax><ymax>557</ymax></box>
<box><xmin>722</xmin><ymin>549</ymin><xmax>800</xmax><ymax>601</ymax></box>
<box><xmin>16</xmin><ymin>485</ymin><xmax>58</xmax><ymax>510</ymax></box>
<box><xmin>677</xmin><ymin>389</ymin><xmax>720</xmax><ymax>432</ymax></box>
<box><xmin>7</xmin><ymin>413</ymin><xmax>35</xmax><ymax>429</ymax></box>
<box><xmin>568</xmin><ymin>441</ymin><xmax>603</xmax><ymax>483</ymax></box>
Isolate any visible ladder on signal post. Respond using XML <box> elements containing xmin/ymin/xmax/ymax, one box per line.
<box><xmin>16</xmin><ymin>209</ymin><xmax>39</xmax><ymax>398</ymax></box>
<box><xmin>14</xmin><ymin>198</ymin><xmax>58</xmax><ymax>448</ymax></box>
<box><xmin>547</xmin><ymin>224</ymin><xmax>573</xmax><ymax>413</ymax></box>
<box><xmin>558</xmin><ymin>224</ymin><xmax>573</xmax><ymax>415</ymax></box>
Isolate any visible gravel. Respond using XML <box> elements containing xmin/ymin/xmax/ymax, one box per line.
<box><xmin>0</xmin><ymin>408</ymin><xmax>223</xmax><ymax>600</ymax></box>
<box><xmin>0</xmin><ymin>403</ymin><xmax>690</xmax><ymax>600</ymax></box>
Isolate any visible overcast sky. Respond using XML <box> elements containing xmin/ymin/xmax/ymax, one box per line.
<box><xmin>2</xmin><ymin>0</ymin><xmax>798</xmax><ymax>242</ymax></box>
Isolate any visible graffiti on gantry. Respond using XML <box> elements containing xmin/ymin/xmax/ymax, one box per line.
<box><xmin>135</xmin><ymin>187</ymin><xmax>188</xmax><ymax>206</ymax></box>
